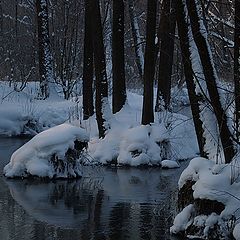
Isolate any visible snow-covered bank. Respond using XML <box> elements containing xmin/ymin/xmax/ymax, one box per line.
<box><xmin>0</xmin><ymin>82</ymin><xmax>75</xmax><ymax>136</ymax></box>
<box><xmin>170</xmin><ymin>157</ymin><xmax>240</xmax><ymax>239</ymax></box>
<box><xmin>4</xmin><ymin>124</ymin><xmax>89</xmax><ymax>178</ymax></box>
<box><xmin>1</xmin><ymin>82</ymin><xmax>198</xmax><ymax>167</ymax></box>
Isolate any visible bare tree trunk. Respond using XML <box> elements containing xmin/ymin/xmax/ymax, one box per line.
<box><xmin>128</xmin><ymin>0</ymin><xmax>144</xmax><ymax>80</ymax></box>
<box><xmin>36</xmin><ymin>0</ymin><xmax>54</xmax><ymax>99</ymax></box>
<box><xmin>176</xmin><ymin>0</ymin><xmax>207</xmax><ymax>158</ymax></box>
<box><xmin>155</xmin><ymin>0</ymin><xmax>177</xmax><ymax>112</ymax></box>
<box><xmin>83</xmin><ymin>0</ymin><xmax>94</xmax><ymax>120</ymax></box>
<box><xmin>234</xmin><ymin>0</ymin><xmax>240</xmax><ymax>142</ymax></box>
<box><xmin>112</xmin><ymin>0</ymin><xmax>126</xmax><ymax>114</ymax></box>
<box><xmin>186</xmin><ymin>0</ymin><xmax>235</xmax><ymax>163</ymax></box>
<box><xmin>91</xmin><ymin>0</ymin><xmax>110</xmax><ymax>138</ymax></box>
<box><xmin>141</xmin><ymin>0</ymin><xmax>157</xmax><ymax>125</ymax></box>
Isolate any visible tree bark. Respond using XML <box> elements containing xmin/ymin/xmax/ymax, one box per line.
<box><xmin>155</xmin><ymin>0</ymin><xmax>177</xmax><ymax>111</ymax></box>
<box><xmin>234</xmin><ymin>0</ymin><xmax>240</xmax><ymax>142</ymax></box>
<box><xmin>128</xmin><ymin>0</ymin><xmax>144</xmax><ymax>80</ymax></box>
<box><xmin>83</xmin><ymin>0</ymin><xmax>94</xmax><ymax>120</ymax></box>
<box><xmin>186</xmin><ymin>0</ymin><xmax>235</xmax><ymax>163</ymax></box>
<box><xmin>141</xmin><ymin>0</ymin><xmax>157</xmax><ymax>125</ymax></box>
<box><xmin>112</xmin><ymin>0</ymin><xmax>126</xmax><ymax>114</ymax></box>
<box><xmin>90</xmin><ymin>0</ymin><xmax>109</xmax><ymax>138</ymax></box>
<box><xmin>176</xmin><ymin>0</ymin><xmax>207</xmax><ymax>158</ymax></box>
<box><xmin>36</xmin><ymin>0</ymin><xmax>53</xmax><ymax>99</ymax></box>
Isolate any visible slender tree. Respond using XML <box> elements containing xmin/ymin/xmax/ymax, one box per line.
<box><xmin>36</xmin><ymin>0</ymin><xmax>54</xmax><ymax>99</ymax></box>
<box><xmin>186</xmin><ymin>0</ymin><xmax>235</xmax><ymax>163</ymax></box>
<box><xmin>112</xmin><ymin>0</ymin><xmax>126</xmax><ymax>114</ymax></box>
<box><xmin>83</xmin><ymin>0</ymin><xmax>94</xmax><ymax>120</ymax></box>
<box><xmin>90</xmin><ymin>0</ymin><xmax>110</xmax><ymax>138</ymax></box>
<box><xmin>128</xmin><ymin>0</ymin><xmax>144</xmax><ymax>79</ymax></box>
<box><xmin>234</xmin><ymin>0</ymin><xmax>240</xmax><ymax>141</ymax></box>
<box><xmin>141</xmin><ymin>0</ymin><xmax>157</xmax><ymax>125</ymax></box>
<box><xmin>155</xmin><ymin>0</ymin><xmax>177</xmax><ymax>111</ymax></box>
<box><xmin>176</xmin><ymin>0</ymin><xmax>207</xmax><ymax>158</ymax></box>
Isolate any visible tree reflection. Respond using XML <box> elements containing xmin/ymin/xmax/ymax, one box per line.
<box><xmin>3</xmin><ymin>167</ymin><xmax>183</xmax><ymax>240</ymax></box>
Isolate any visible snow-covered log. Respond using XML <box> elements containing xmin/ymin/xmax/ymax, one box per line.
<box><xmin>4</xmin><ymin>123</ymin><xmax>89</xmax><ymax>179</ymax></box>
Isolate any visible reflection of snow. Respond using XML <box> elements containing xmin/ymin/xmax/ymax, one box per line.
<box><xmin>5</xmin><ymin>166</ymin><xmax>185</xmax><ymax>232</ymax></box>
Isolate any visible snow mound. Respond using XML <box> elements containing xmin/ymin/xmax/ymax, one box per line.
<box><xmin>4</xmin><ymin>123</ymin><xmax>89</xmax><ymax>179</ymax></box>
<box><xmin>172</xmin><ymin>156</ymin><xmax>240</xmax><ymax>239</ymax></box>
<box><xmin>161</xmin><ymin>160</ymin><xmax>180</xmax><ymax>169</ymax></box>
<box><xmin>117</xmin><ymin>124</ymin><xmax>171</xmax><ymax>166</ymax></box>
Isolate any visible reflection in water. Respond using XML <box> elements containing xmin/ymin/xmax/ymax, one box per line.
<box><xmin>0</xmin><ymin>137</ymin><xmax>186</xmax><ymax>240</ymax></box>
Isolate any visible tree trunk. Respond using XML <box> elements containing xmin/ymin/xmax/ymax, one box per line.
<box><xmin>83</xmin><ymin>0</ymin><xmax>94</xmax><ymax>120</ymax></box>
<box><xmin>36</xmin><ymin>0</ymin><xmax>53</xmax><ymax>99</ymax></box>
<box><xmin>155</xmin><ymin>0</ymin><xmax>177</xmax><ymax>112</ymax></box>
<box><xmin>112</xmin><ymin>0</ymin><xmax>126</xmax><ymax>114</ymax></box>
<box><xmin>128</xmin><ymin>0</ymin><xmax>144</xmax><ymax>80</ymax></box>
<box><xmin>176</xmin><ymin>0</ymin><xmax>207</xmax><ymax>158</ymax></box>
<box><xmin>186</xmin><ymin>0</ymin><xmax>235</xmax><ymax>163</ymax></box>
<box><xmin>141</xmin><ymin>0</ymin><xmax>157</xmax><ymax>125</ymax></box>
<box><xmin>90</xmin><ymin>0</ymin><xmax>110</xmax><ymax>138</ymax></box>
<box><xmin>234</xmin><ymin>0</ymin><xmax>240</xmax><ymax>142</ymax></box>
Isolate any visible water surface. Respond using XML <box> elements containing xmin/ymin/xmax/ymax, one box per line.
<box><xmin>0</xmin><ymin>137</ymin><xmax>186</xmax><ymax>240</ymax></box>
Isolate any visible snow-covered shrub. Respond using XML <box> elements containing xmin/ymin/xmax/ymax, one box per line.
<box><xmin>117</xmin><ymin>124</ymin><xmax>171</xmax><ymax>166</ymax></box>
<box><xmin>4</xmin><ymin>123</ymin><xmax>89</xmax><ymax>179</ymax></box>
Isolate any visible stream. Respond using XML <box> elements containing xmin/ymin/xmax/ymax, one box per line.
<box><xmin>0</xmin><ymin>137</ymin><xmax>187</xmax><ymax>240</ymax></box>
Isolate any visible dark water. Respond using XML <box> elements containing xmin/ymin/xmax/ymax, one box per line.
<box><xmin>0</xmin><ymin>137</ymin><xmax>187</xmax><ymax>240</ymax></box>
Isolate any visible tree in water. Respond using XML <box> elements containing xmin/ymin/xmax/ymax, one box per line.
<box><xmin>83</xmin><ymin>0</ymin><xmax>94</xmax><ymax>120</ymax></box>
<box><xmin>141</xmin><ymin>0</ymin><xmax>157</xmax><ymax>125</ymax></box>
<box><xmin>155</xmin><ymin>0</ymin><xmax>177</xmax><ymax>112</ymax></box>
<box><xmin>36</xmin><ymin>0</ymin><xmax>54</xmax><ymax>99</ymax></box>
<box><xmin>112</xmin><ymin>0</ymin><xmax>126</xmax><ymax>114</ymax></box>
<box><xmin>90</xmin><ymin>0</ymin><xmax>110</xmax><ymax>138</ymax></box>
<box><xmin>186</xmin><ymin>0</ymin><xmax>235</xmax><ymax>163</ymax></box>
<box><xmin>234</xmin><ymin>0</ymin><xmax>240</xmax><ymax>142</ymax></box>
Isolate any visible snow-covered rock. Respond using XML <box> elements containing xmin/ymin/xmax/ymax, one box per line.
<box><xmin>4</xmin><ymin>123</ymin><xmax>89</xmax><ymax>179</ymax></box>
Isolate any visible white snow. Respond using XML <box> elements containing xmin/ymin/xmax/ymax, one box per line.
<box><xmin>4</xmin><ymin>123</ymin><xmax>89</xmax><ymax>178</ymax></box>
<box><xmin>161</xmin><ymin>160</ymin><xmax>180</xmax><ymax>169</ymax></box>
<box><xmin>170</xmin><ymin>204</ymin><xmax>195</xmax><ymax>234</ymax></box>
<box><xmin>234</xmin><ymin>223</ymin><xmax>240</xmax><ymax>240</ymax></box>
<box><xmin>0</xmin><ymin>82</ymin><xmax>199</xmax><ymax>167</ymax></box>
<box><xmin>172</xmin><ymin>156</ymin><xmax>240</xmax><ymax>239</ymax></box>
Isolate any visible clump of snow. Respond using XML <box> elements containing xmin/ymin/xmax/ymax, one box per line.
<box><xmin>172</xmin><ymin>156</ymin><xmax>240</xmax><ymax>239</ymax></box>
<box><xmin>233</xmin><ymin>223</ymin><xmax>240</xmax><ymax>240</ymax></box>
<box><xmin>161</xmin><ymin>160</ymin><xmax>180</xmax><ymax>169</ymax></box>
<box><xmin>4</xmin><ymin>123</ymin><xmax>89</xmax><ymax>178</ymax></box>
<box><xmin>117</xmin><ymin>124</ymin><xmax>170</xmax><ymax>166</ymax></box>
<box><xmin>170</xmin><ymin>204</ymin><xmax>195</xmax><ymax>234</ymax></box>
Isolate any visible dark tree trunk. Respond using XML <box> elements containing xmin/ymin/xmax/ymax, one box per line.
<box><xmin>128</xmin><ymin>0</ymin><xmax>144</xmax><ymax>80</ymax></box>
<box><xmin>83</xmin><ymin>0</ymin><xmax>94</xmax><ymax>120</ymax></box>
<box><xmin>186</xmin><ymin>0</ymin><xmax>235</xmax><ymax>163</ymax></box>
<box><xmin>90</xmin><ymin>0</ymin><xmax>109</xmax><ymax>138</ymax></box>
<box><xmin>234</xmin><ymin>0</ymin><xmax>240</xmax><ymax>141</ymax></box>
<box><xmin>176</xmin><ymin>0</ymin><xmax>207</xmax><ymax>158</ymax></box>
<box><xmin>141</xmin><ymin>0</ymin><xmax>157</xmax><ymax>125</ymax></box>
<box><xmin>112</xmin><ymin>0</ymin><xmax>126</xmax><ymax>114</ymax></box>
<box><xmin>36</xmin><ymin>0</ymin><xmax>53</xmax><ymax>99</ymax></box>
<box><xmin>155</xmin><ymin>0</ymin><xmax>177</xmax><ymax>111</ymax></box>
